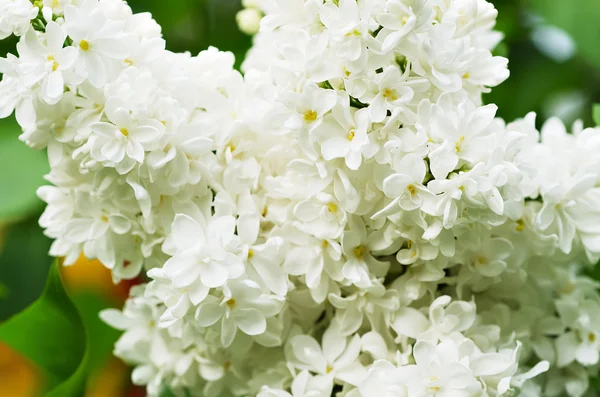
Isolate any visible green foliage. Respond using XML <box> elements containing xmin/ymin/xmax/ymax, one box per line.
<box><xmin>127</xmin><ymin>0</ymin><xmax>251</xmax><ymax>68</ymax></box>
<box><xmin>529</xmin><ymin>0</ymin><xmax>600</xmax><ymax>70</ymax></box>
<box><xmin>71</xmin><ymin>292</ymin><xmax>121</xmax><ymax>374</ymax></box>
<box><xmin>593</xmin><ymin>104</ymin><xmax>600</xmax><ymax>126</ymax></box>
<box><xmin>485</xmin><ymin>0</ymin><xmax>600</xmax><ymax>127</ymax></box>
<box><xmin>0</xmin><ymin>217</ymin><xmax>52</xmax><ymax>321</ymax></box>
<box><xmin>0</xmin><ymin>261</ymin><xmax>89</xmax><ymax>396</ymax></box>
<box><xmin>0</xmin><ymin>257</ymin><xmax>122</xmax><ymax>395</ymax></box>
<box><xmin>0</xmin><ymin>117</ymin><xmax>49</xmax><ymax>222</ymax></box>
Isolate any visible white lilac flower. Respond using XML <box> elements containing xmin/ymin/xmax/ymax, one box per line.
<box><xmin>89</xmin><ymin>97</ymin><xmax>164</xmax><ymax>172</ymax></box>
<box><xmin>4</xmin><ymin>0</ymin><xmax>600</xmax><ymax>396</ymax></box>
<box><xmin>0</xmin><ymin>0</ymin><xmax>38</xmax><ymax>39</ymax></box>
<box><xmin>286</xmin><ymin>324</ymin><xmax>367</xmax><ymax>393</ymax></box>
<box><xmin>195</xmin><ymin>279</ymin><xmax>284</xmax><ymax>347</ymax></box>
<box><xmin>315</xmin><ymin>99</ymin><xmax>374</xmax><ymax>171</ymax></box>
<box><xmin>147</xmin><ymin>214</ymin><xmax>245</xmax><ymax>324</ymax></box>
<box><xmin>64</xmin><ymin>0</ymin><xmax>132</xmax><ymax>86</ymax></box>
<box><xmin>16</xmin><ymin>22</ymin><xmax>78</xmax><ymax>105</ymax></box>
<box><xmin>258</xmin><ymin>370</ymin><xmax>330</xmax><ymax>397</ymax></box>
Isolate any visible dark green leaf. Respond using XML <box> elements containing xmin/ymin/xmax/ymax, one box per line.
<box><xmin>0</xmin><ymin>117</ymin><xmax>49</xmax><ymax>222</ymax></box>
<box><xmin>0</xmin><ymin>261</ymin><xmax>89</xmax><ymax>396</ymax></box>
<box><xmin>0</xmin><ymin>216</ymin><xmax>52</xmax><ymax>321</ymax></box>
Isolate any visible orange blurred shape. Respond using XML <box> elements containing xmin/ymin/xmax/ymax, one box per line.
<box><xmin>61</xmin><ymin>254</ymin><xmax>143</xmax><ymax>302</ymax></box>
<box><xmin>86</xmin><ymin>357</ymin><xmax>130</xmax><ymax>397</ymax></box>
<box><xmin>0</xmin><ymin>342</ymin><xmax>40</xmax><ymax>396</ymax></box>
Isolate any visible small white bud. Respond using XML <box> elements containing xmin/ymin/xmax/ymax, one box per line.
<box><xmin>236</xmin><ymin>8</ymin><xmax>262</xmax><ymax>36</ymax></box>
<box><xmin>241</xmin><ymin>0</ymin><xmax>261</xmax><ymax>8</ymax></box>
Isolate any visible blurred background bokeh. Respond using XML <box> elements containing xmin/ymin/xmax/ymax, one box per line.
<box><xmin>1</xmin><ymin>0</ymin><xmax>599</xmax><ymax>395</ymax></box>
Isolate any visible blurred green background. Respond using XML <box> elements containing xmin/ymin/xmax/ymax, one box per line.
<box><xmin>0</xmin><ymin>0</ymin><xmax>599</xmax><ymax>395</ymax></box>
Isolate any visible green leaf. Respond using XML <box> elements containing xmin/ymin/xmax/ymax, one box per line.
<box><xmin>0</xmin><ymin>117</ymin><xmax>49</xmax><ymax>222</ymax></box>
<box><xmin>529</xmin><ymin>0</ymin><xmax>600</xmax><ymax>70</ymax></box>
<box><xmin>593</xmin><ymin>104</ymin><xmax>600</xmax><ymax>126</ymax></box>
<box><xmin>70</xmin><ymin>292</ymin><xmax>120</xmax><ymax>374</ymax></box>
<box><xmin>0</xmin><ymin>217</ymin><xmax>52</xmax><ymax>321</ymax></box>
<box><xmin>0</xmin><ymin>261</ymin><xmax>90</xmax><ymax>396</ymax></box>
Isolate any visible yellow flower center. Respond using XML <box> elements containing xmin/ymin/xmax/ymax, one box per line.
<box><xmin>247</xmin><ymin>249</ymin><xmax>254</xmax><ymax>259</ymax></box>
<box><xmin>428</xmin><ymin>377</ymin><xmax>440</xmax><ymax>392</ymax></box>
<box><xmin>560</xmin><ymin>282</ymin><xmax>575</xmax><ymax>295</ymax></box>
<box><xmin>321</xmin><ymin>240</ymin><xmax>329</xmax><ymax>248</ymax></box>
<box><xmin>226</xmin><ymin>298</ymin><xmax>237</xmax><ymax>309</ymax></box>
<box><xmin>353</xmin><ymin>245</ymin><xmax>366</xmax><ymax>258</ymax></box>
<box><xmin>223</xmin><ymin>360</ymin><xmax>231</xmax><ymax>370</ymax></box>
<box><xmin>326</xmin><ymin>364</ymin><xmax>334</xmax><ymax>373</ymax></box>
<box><xmin>47</xmin><ymin>55</ymin><xmax>58</xmax><ymax>71</ymax></box>
<box><xmin>124</xmin><ymin>58</ymin><xmax>134</xmax><ymax>66</ymax></box>
<box><xmin>304</xmin><ymin>110</ymin><xmax>318</xmax><ymax>122</ymax></box>
<box><xmin>476</xmin><ymin>256</ymin><xmax>488</xmax><ymax>266</ymax></box>
<box><xmin>383</xmin><ymin>88</ymin><xmax>398</xmax><ymax>101</ymax></box>
<box><xmin>589</xmin><ymin>333</ymin><xmax>596</xmax><ymax>343</ymax></box>
<box><xmin>347</xmin><ymin>129</ymin><xmax>355</xmax><ymax>141</ymax></box>
<box><xmin>79</xmin><ymin>40</ymin><xmax>90</xmax><ymax>51</ymax></box>
<box><xmin>327</xmin><ymin>202</ymin><xmax>338</xmax><ymax>213</ymax></box>
<box><xmin>407</xmin><ymin>184</ymin><xmax>417</xmax><ymax>196</ymax></box>
<box><xmin>516</xmin><ymin>219</ymin><xmax>525</xmax><ymax>232</ymax></box>
<box><xmin>119</xmin><ymin>128</ymin><xmax>129</xmax><ymax>137</ymax></box>
<box><xmin>455</xmin><ymin>136</ymin><xmax>465</xmax><ymax>153</ymax></box>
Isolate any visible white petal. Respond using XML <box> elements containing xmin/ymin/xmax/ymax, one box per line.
<box><xmin>294</xmin><ymin>200</ymin><xmax>322</xmax><ymax>222</ymax></box>
<box><xmin>233</xmin><ymin>308</ymin><xmax>267</xmax><ymax>336</ymax></box>
<box><xmin>199</xmin><ymin>260</ymin><xmax>229</xmax><ymax>288</ymax></box>
<box><xmin>43</xmin><ymin>71</ymin><xmax>64</xmax><ymax>105</ymax></box>
<box><xmin>221</xmin><ymin>316</ymin><xmax>237</xmax><ymax>347</ymax></box>
<box><xmin>556</xmin><ymin>332</ymin><xmax>578</xmax><ymax>367</ymax></box>
<box><xmin>321</xmin><ymin>138</ymin><xmax>350</xmax><ymax>160</ymax></box>
<box><xmin>323</xmin><ymin>326</ymin><xmax>346</xmax><ymax>363</ymax></box>
<box><xmin>99</xmin><ymin>309</ymin><xmax>132</xmax><ymax>330</ymax></box>
<box><xmin>172</xmin><ymin>214</ymin><xmax>205</xmax><ymax>252</ymax></box>
<box><xmin>392</xmin><ymin>307</ymin><xmax>429</xmax><ymax>339</ymax></box>
<box><xmin>470</xmin><ymin>352</ymin><xmax>514</xmax><ymax>376</ymax></box>
<box><xmin>291</xmin><ymin>335</ymin><xmax>327</xmax><ymax>373</ymax></box>
<box><xmin>195</xmin><ymin>302</ymin><xmax>223</xmax><ymax>327</ymax></box>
